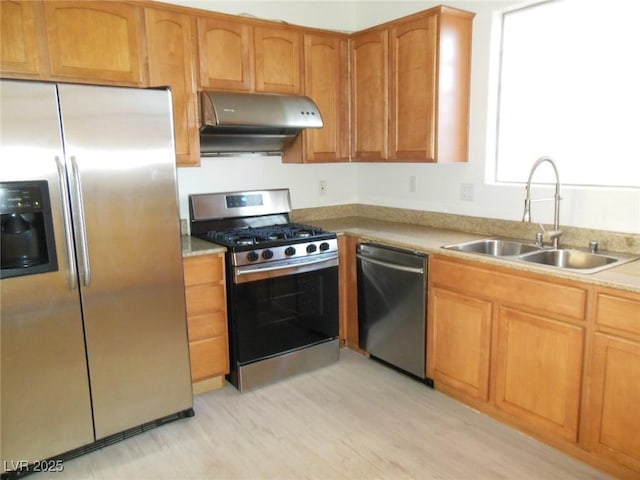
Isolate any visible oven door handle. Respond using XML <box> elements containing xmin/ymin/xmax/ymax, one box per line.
<box><xmin>234</xmin><ymin>255</ymin><xmax>338</xmax><ymax>284</ymax></box>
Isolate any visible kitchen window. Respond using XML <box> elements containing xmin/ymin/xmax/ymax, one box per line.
<box><xmin>494</xmin><ymin>0</ymin><xmax>640</xmax><ymax>188</ymax></box>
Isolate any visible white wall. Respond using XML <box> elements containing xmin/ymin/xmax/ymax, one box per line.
<box><xmin>172</xmin><ymin>0</ymin><xmax>640</xmax><ymax>234</ymax></box>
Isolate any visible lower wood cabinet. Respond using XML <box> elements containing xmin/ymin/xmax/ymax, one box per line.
<box><xmin>183</xmin><ymin>253</ymin><xmax>229</xmax><ymax>393</ymax></box>
<box><xmin>429</xmin><ymin>254</ymin><xmax>640</xmax><ymax>479</ymax></box>
<box><xmin>582</xmin><ymin>288</ymin><xmax>640</xmax><ymax>475</ymax></box>
<box><xmin>429</xmin><ymin>287</ymin><xmax>492</xmax><ymax>400</ymax></box>
<box><xmin>494</xmin><ymin>306</ymin><xmax>584</xmax><ymax>442</ymax></box>
<box><xmin>338</xmin><ymin>235</ymin><xmax>359</xmax><ymax>349</ymax></box>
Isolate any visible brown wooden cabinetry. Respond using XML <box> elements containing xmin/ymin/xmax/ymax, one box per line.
<box><xmin>583</xmin><ymin>288</ymin><xmax>640</xmax><ymax>474</ymax></box>
<box><xmin>338</xmin><ymin>235</ymin><xmax>359</xmax><ymax>349</ymax></box>
<box><xmin>351</xmin><ymin>7</ymin><xmax>473</xmax><ymax>163</ymax></box>
<box><xmin>0</xmin><ymin>0</ymin><xmax>41</xmax><ymax>77</ymax></box>
<box><xmin>283</xmin><ymin>32</ymin><xmax>349</xmax><ymax>163</ymax></box>
<box><xmin>197</xmin><ymin>15</ymin><xmax>302</xmax><ymax>94</ymax></box>
<box><xmin>494</xmin><ymin>306</ymin><xmax>584</xmax><ymax>442</ymax></box>
<box><xmin>428</xmin><ymin>255</ymin><xmax>586</xmax><ymax>442</ymax></box>
<box><xmin>350</xmin><ymin>29</ymin><xmax>389</xmax><ymax>161</ymax></box>
<box><xmin>429</xmin><ymin>286</ymin><xmax>492</xmax><ymax>400</ymax></box>
<box><xmin>183</xmin><ymin>253</ymin><xmax>229</xmax><ymax>393</ymax></box>
<box><xmin>254</xmin><ymin>26</ymin><xmax>302</xmax><ymax>94</ymax></box>
<box><xmin>197</xmin><ymin>16</ymin><xmax>252</xmax><ymax>91</ymax></box>
<box><xmin>42</xmin><ymin>1</ymin><xmax>145</xmax><ymax>85</ymax></box>
<box><xmin>145</xmin><ymin>7</ymin><xmax>200</xmax><ymax>167</ymax></box>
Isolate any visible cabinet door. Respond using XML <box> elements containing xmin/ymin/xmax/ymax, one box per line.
<box><xmin>339</xmin><ymin>235</ymin><xmax>359</xmax><ymax>348</ymax></box>
<box><xmin>254</xmin><ymin>26</ymin><xmax>302</xmax><ymax>94</ymax></box>
<box><xmin>494</xmin><ymin>306</ymin><xmax>584</xmax><ymax>442</ymax></box>
<box><xmin>298</xmin><ymin>33</ymin><xmax>349</xmax><ymax>163</ymax></box>
<box><xmin>585</xmin><ymin>334</ymin><xmax>640</xmax><ymax>472</ymax></box>
<box><xmin>42</xmin><ymin>1</ymin><xmax>144</xmax><ymax>85</ymax></box>
<box><xmin>350</xmin><ymin>29</ymin><xmax>389</xmax><ymax>161</ymax></box>
<box><xmin>0</xmin><ymin>0</ymin><xmax>41</xmax><ymax>76</ymax></box>
<box><xmin>197</xmin><ymin>16</ymin><xmax>253</xmax><ymax>91</ymax></box>
<box><xmin>145</xmin><ymin>7</ymin><xmax>200</xmax><ymax>167</ymax></box>
<box><xmin>428</xmin><ymin>287</ymin><xmax>492</xmax><ymax>400</ymax></box>
<box><xmin>389</xmin><ymin>14</ymin><xmax>436</xmax><ymax>162</ymax></box>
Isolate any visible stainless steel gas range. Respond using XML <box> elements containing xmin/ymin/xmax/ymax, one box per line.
<box><xmin>189</xmin><ymin>189</ymin><xmax>339</xmax><ymax>391</ymax></box>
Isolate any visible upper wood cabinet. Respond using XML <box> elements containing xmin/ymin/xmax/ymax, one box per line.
<box><xmin>388</xmin><ymin>14</ymin><xmax>437</xmax><ymax>161</ymax></box>
<box><xmin>42</xmin><ymin>1</ymin><xmax>145</xmax><ymax>85</ymax></box>
<box><xmin>283</xmin><ymin>32</ymin><xmax>349</xmax><ymax>163</ymax></box>
<box><xmin>350</xmin><ymin>29</ymin><xmax>389</xmax><ymax>161</ymax></box>
<box><xmin>0</xmin><ymin>0</ymin><xmax>41</xmax><ymax>77</ymax></box>
<box><xmin>254</xmin><ymin>26</ymin><xmax>302</xmax><ymax>94</ymax></box>
<box><xmin>197</xmin><ymin>16</ymin><xmax>253</xmax><ymax>91</ymax></box>
<box><xmin>350</xmin><ymin>7</ymin><xmax>474</xmax><ymax>163</ymax></box>
<box><xmin>145</xmin><ymin>7</ymin><xmax>200</xmax><ymax>167</ymax></box>
<box><xmin>197</xmin><ymin>15</ymin><xmax>302</xmax><ymax>94</ymax></box>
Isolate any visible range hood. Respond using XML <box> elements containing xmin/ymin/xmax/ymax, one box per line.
<box><xmin>199</xmin><ymin>91</ymin><xmax>323</xmax><ymax>156</ymax></box>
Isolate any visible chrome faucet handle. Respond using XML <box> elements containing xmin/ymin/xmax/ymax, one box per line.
<box><xmin>589</xmin><ymin>240</ymin><xmax>599</xmax><ymax>253</ymax></box>
<box><xmin>535</xmin><ymin>232</ymin><xmax>544</xmax><ymax>247</ymax></box>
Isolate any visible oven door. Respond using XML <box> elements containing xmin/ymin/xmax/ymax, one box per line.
<box><xmin>229</xmin><ymin>254</ymin><xmax>339</xmax><ymax>366</ymax></box>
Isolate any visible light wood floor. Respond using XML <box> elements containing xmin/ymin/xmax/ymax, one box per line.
<box><xmin>39</xmin><ymin>349</ymin><xmax>611</xmax><ymax>479</ymax></box>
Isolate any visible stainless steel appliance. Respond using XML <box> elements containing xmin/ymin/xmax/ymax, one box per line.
<box><xmin>199</xmin><ymin>91</ymin><xmax>323</xmax><ymax>156</ymax></box>
<box><xmin>356</xmin><ymin>243</ymin><xmax>432</xmax><ymax>384</ymax></box>
<box><xmin>189</xmin><ymin>189</ymin><xmax>339</xmax><ymax>391</ymax></box>
<box><xmin>1</xmin><ymin>80</ymin><xmax>193</xmax><ymax>475</ymax></box>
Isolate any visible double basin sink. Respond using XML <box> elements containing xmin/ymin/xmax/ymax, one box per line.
<box><xmin>443</xmin><ymin>238</ymin><xmax>638</xmax><ymax>274</ymax></box>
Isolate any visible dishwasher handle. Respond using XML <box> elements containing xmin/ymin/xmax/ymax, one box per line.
<box><xmin>356</xmin><ymin>253</ymin><xmax>424</xmax><ymax>275</ymax></box>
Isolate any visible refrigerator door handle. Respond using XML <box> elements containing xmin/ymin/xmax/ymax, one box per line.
<box><xmin>55</xmin><ymin>156</ymin><xmax>78</xmax><ymax>289</ymax></box>
<box><xmin>70</xmin><ymin>156</ymin><xmax>91</xmax><ymax>287</ymax></box>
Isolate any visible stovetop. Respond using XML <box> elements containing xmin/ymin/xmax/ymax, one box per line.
<box><xmin>199</xmin><ymin>223</ymin><xmax>332</xmax><ymax>249</ymax></box>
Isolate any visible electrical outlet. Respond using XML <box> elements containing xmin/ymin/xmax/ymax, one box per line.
<box><xmin>319</xmin><ymin>180</ymin><xmax>327</xmax><ymax>195</ymax></box>
<box><xmin>460</xmin><ymin>183</ymin><xmax>474</xmax><ymax>201</ymax></box>
<box><xmin>409</xmin><ymin>175</ymin><xmax>416</xmax><ymax>193</ymax></box>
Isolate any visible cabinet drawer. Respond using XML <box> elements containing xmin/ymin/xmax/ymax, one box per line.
<box><xmin>431</xmin><ymin>256</ymin><xmax>587</xmax><ymax>321</ymax></box>
<box><xmin>185</xmin><ymin>284</ymin><xmax>225</xmax><ymax>317</ymax></box>
<box><xmin>595</xmin><ymin>290</ymin><xmax>640</xmax><ymax>338</ymax></box>
<box><xmin>187</xmin><ymin>310</ymin><xmax>227</xmax><ymax>342</ymax></box>
<box><xmin>183</xmin><ymin>254</ymin><xmax>224</xmax><ymax>286</ymax></box>
<box><xmin>189</xmin><ymin>336</ymin><xmax>229</xmax><ymax>381</ymax></box>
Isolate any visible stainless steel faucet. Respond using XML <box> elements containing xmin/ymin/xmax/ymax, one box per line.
<box><xmin>522</xmin><ymin>156</ymin><xmax>562</xmax><ymax>249</ymax></box>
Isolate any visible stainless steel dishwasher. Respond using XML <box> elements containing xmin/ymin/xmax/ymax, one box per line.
<box><xmin>356</xmin><ymin>243</ymin><xmax>431</xmax><ymax>384</ymax></box>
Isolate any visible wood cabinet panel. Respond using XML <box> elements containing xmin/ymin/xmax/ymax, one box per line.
<box><xmin>494</xmin><ymin>306</ymin><xmax>584</xmax><ymax>442</ymax></box>
<box><xmin>350</xmin><ymin>29</ymin><xmax>389</xmax><ymax>161</ymax></box>
<box><xmin>584</xmin><ymin>333</ymin><xmax>640</xmax><ymax>472</ymax></box>
<box><xmin>389</xmin><ymin>14</ymin><xmax>436</xmax><ymax>161</ymax></box>
<box><xmin>428</xmin><ymin>286</ymin><xmax>492</xmax><ymax>400</ymax></box>
<box><xmin>430</xmin><ymin>256</ymin><xmax>587</xmax><ymax>322</ymax></box>
<box><xmin>42</xmin><ymin>1</ymin><xmax>144</xmax><ymax>85</ymax></box>
<box><xmin>435</xmin><ymin>8</ymin><xmax>473</xmax><ymax>163</ymax></box>
<box><xmin>183</xmin><ymin>254</ymin><xmax>229</xmax><ymax>388</ymax></box>
<box><xmin>184</xmin><ymin>254</ymin><xmax>224</xmax><ymax>286</ymax></box>
<box><xmin>197</xmin><ymin>16</ymin><xmax>252</xmax><ymax>91</ymax></box>
<box><xmin>185</xmin><ymin>284</ymin><xmax>225</xmax><ymax>317</ymax></box>
<box><xmin>339</xmin><ymin>235</ymin><xmax>360</xmax><ymax>350</ymax></box>
<box><xmin>254</xmin><ymin>26</ymin><xmax>301</xmax><ymax>94</ymax></box>
<box><xmin>145</xmin><ymin>7</ymin><xmax>199</xmax><ymax>167</ymax></box>
<box><xmin>0</xmin><ymin>0</ymin><xmax>41</xmax><ymax>76</ymax></box>
<box><xmin>594</xmin><ymin>290</ymin><xmax>640</xmax><ymax>338</ymax></box>
<box><xmin>189</xmin><ymin>336</ymin><xmax>229</xmax><ymax>382</ymax></box>
<box><xmin>283</xmin><ymin>32</ymin><xmax>349</xmax><ymax>163</ymax></box>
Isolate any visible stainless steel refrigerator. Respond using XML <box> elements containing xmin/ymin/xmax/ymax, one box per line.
<box><xmin>0</xmin><ymin>79</ymin><xmax>193</xmax><ymax>472</ymax></box>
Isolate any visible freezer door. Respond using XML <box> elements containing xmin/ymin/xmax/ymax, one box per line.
<box><xmin>0</xmin><ymin>80</ymin><xmax>94</xmax><ymax>468</ymax></box>
<box><xmin>57</xmin><ymin>84</ymin><xmax>192</xmax><ymax>439</ymax></box>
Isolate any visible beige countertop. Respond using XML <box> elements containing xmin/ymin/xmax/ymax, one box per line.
<box><xmin>181</xmin><ymin>235</ymin><xmax>226</xmax><ymax>257</ymax></box>
<box><xmin>312</xmin><ymin>216</ymin><xmax>640</xmax><ymax>293</ymax></box>
<box><xmin>180</xmin><ymin>217</ymin><xmax>639</xmax><ymax>292</ymax></box>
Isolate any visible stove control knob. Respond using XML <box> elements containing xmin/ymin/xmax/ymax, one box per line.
<box><xmin>262</xmin><ymin>249</ymin><xmax>274</xmax><ymax>260</ymax></box>
<box><xmin>306</xmin><ymin>244</ymin><xmax>317</xmax><ymax>254</ymax></box>
<box><xmin>319</xmin><ymin>242</ymin><xmax>330</xmax><ymax>252</ymax></box>
<box><xmin>247</xmin><ymin>251</ymin><xmax>259</xmax><ymax>262</ymax></box>
<box><xmin>285</xmin><ymin>247</ymin><xmax>296</xmax><ymax>256</ymax></box>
